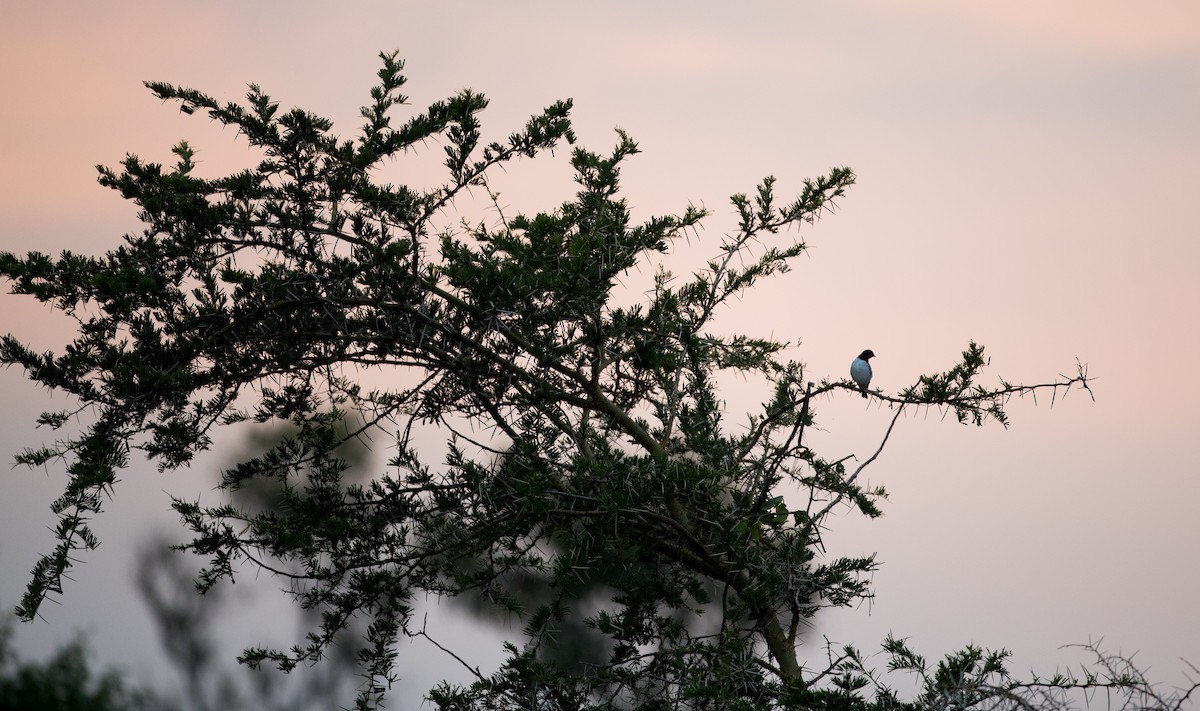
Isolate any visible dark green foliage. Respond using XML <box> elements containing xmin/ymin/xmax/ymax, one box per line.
<box><xmin>2</xmin><ymin>53</ymin><xmax>1118</xmax><ymax>710</ymax></box>
<box><xmin>0</xmin><ymin>622</ymin><xmax>162</xmax><ymax>711</ymax></box>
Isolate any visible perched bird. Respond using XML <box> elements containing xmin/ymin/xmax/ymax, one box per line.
<box><xmin>850</xmin><ymin>350</ymin><xmax>875</xmax><ymax>399</ymax></box>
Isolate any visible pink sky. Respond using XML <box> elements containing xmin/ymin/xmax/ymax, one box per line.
<box><xmin>2</xmin><ymin>1</ymin><xmax>1198</xmax><ymax>702</ymax></box>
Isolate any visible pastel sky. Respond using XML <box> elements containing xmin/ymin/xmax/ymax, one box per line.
<box><xmin>2</xmin><ymin>1</ymin><xmax>1197</xmax><ymax>702</ymax></box>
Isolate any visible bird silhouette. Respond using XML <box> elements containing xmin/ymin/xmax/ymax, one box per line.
<box><xmin>850</xmin><ymin>350</ymin><xmax>875</xmax><ymax>399</ymax></box>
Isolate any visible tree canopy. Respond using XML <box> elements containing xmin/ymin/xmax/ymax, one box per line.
<box><xmin>6</xmin><ymin>52</ymin><xmax>1170</xmax><ymax>711</ymax></box>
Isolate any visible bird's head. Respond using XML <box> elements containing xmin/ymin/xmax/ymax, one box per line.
<box><xmin>858</xmin><ymin>349</ymin><xmax>875</xmax><ymax>360</ymax></box>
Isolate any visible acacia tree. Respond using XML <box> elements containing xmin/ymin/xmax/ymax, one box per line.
<box><xmin>1</xmin><ymin>53</ymin><xmax>1178</xmax><ymax>710</ymax></box>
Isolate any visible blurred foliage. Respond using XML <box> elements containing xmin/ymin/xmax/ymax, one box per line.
<box><xmin>0</xmin><ymin>618</ymin><xmax>163</xmax><ymax>711</ymax></box>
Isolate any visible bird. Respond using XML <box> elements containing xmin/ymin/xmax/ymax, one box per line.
<box><xmin>850</xmin><ymin>350</ymin><xmax>875</xmax><ymax>399</ymax></box>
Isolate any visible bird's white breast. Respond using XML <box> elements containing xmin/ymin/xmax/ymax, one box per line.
<box><xmin>850</xmin><ymin>358</ymin><xmax>872</xmax><ymax>386</ymax></box>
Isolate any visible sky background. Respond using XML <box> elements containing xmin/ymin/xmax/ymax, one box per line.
<box><xmin>1</xmin><ymin>0</ymin><xmax>1198</xmax><ymax>704</ymax></box>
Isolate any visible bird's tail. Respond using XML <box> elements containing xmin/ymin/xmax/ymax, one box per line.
<box><xmin>861</xmin><ymin>391</ymin><xmax>868</xmax><ymax>399</ymax></box>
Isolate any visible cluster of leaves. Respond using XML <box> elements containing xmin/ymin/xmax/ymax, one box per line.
<box><xmin>2</xmin><ymin>52</ymin><xmax>1113</xmax><ymax>710</ymax></box>
<box><xmin>0</xmin><ymin>620</ymin><xmax>163</xmax><ymax>711</ymax></box>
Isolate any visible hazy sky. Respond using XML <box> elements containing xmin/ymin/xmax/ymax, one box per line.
<box><xmin>2</xmin><ymin>1</ymin><xmax>1198</xmax><ymax>703</ymax></box>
